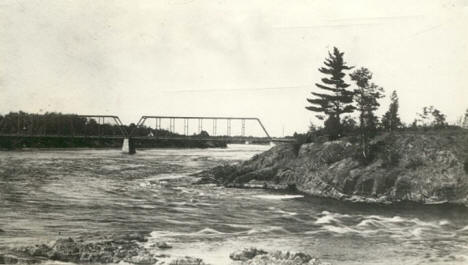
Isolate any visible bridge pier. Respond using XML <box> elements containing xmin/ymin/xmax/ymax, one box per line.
<box><xmin>122</xmin><ymin>138</ymin><xmax>136</xmax><ymax>154</ymax></box>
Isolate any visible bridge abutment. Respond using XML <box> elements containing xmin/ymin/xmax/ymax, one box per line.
<box><xmin>122</xmin><ymin>138</ymin><xmax>136</xmax><ymax>154</ymax></box>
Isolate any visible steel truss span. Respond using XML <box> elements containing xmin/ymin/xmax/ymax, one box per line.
<box><xmin>133</xmin><ymin>116</ymin><xmax>271</xmax><ymax>139</ymax></box>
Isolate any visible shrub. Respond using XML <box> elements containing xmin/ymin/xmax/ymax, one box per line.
<box><xmin>292</xmin><ymin>134</ymin><xmax>310</xmax><ymax>156</ymax></box>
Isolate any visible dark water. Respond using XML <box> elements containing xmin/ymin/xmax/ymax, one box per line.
<box><xmin>1</xmin><ymin>145</ymin><xmax>468</xmax><ymax>265</ymax></box>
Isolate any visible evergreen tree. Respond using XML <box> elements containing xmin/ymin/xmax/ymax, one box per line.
<box><xmin>431</xmin><ymin>108</ymin><xmax>447</xmax><ymax>128</ymax></box>
<box><xmin>306</xmin><ymin>47</ymin><xmax>355</xmax><ymax>140</ymax></box>
<box><xmin>381</xmin><ymin>90</ymin><xmax>402</xmax><ymax>131</ymax></box>
<box><xmin>350</xmin><ymin>67</ymin><xmax>384</xmax><ymax>159</ymax></box>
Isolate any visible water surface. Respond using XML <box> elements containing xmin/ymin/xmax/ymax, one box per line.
<box><xmin>1</xmin><ymin>145</ymin><xmax>468</xmax><ymax>264</ymax></box>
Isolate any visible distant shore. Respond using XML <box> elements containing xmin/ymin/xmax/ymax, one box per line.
<box><xmin>0</xmin><ymin>136</ymin><xmax>227</xmax><ymax>150</ymax></box>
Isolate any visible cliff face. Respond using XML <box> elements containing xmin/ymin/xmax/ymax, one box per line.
<box><xmin>197</xmin><ymin>131</ymin><xmax>468</xmax><ymax>205</ymax></box>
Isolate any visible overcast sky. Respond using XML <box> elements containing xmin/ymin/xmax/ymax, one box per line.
<box><xmin>1</xmin><ymin>0</ymin><xmax>467</xmax><ymax>136</ymax></box>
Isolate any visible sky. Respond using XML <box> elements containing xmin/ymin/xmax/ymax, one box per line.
<box><xmin>0</xmin><ymin>0</ymin><xmax>467</xmax><ymax>137</ymax></box>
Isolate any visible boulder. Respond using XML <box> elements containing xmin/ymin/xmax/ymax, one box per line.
<box><xmin>229</xmin><ymin>247</ymin><xmax>268</xmax><ymax>261</ymax></box>
<box><xmin>14</xmin><ymin>236</ymin><xmax>158</xmax><ymax>264</ymax></box>
<box><xmin>156</xmin><ymin>242</ymin><xmax>173</xmax><ymax>249</ymax></box>
<box><xmin>168</xmin><ymin>256</ymin><xmax>210</xmax><ymax>265</ymax></box>
<box><xmin>230</xmin><ymin>250</ymin><xmax>329</xmax><ymax>265</ymax></box>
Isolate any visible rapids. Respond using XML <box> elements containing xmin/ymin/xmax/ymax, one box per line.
<box><xmin>1</xmin><ymin>145</ymin><xmax>468</xmax><ymax>264</ymax></box>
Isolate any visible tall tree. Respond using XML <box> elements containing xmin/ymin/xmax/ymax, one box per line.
<box><xmin>306</xmin><ymin>47</ymin><xmax>355</xmax><ymax>140</ymax></box>
<box><xmin>350</xmin><ymin>67</ymin><xmax>384</xmax><ymax>159</ymax></box>
<box><xmin>381</xmin><ymin>90</ymin><xmax>402</xmax><ymax>132</ymax></box>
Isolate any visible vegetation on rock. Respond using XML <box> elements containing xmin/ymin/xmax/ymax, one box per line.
<box><xmin>350</xmin><ymin>67</ymin><xmax>385</xmax><ymax>159</ymax></box>
<box><xmin>302</xmin><ymin>47</ymin><xmax>465</xmax><ymax>165</ymax></box>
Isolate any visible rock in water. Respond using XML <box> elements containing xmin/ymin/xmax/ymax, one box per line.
<box><xmin>14</xmin><ymin>236</ymin><xmax>158</xmax><ymax>264</ymax></box>
<box><xmin>230</xmin><ymin>250</ymin><xmax>329</xmax><ymax>265</ymax></box>
<box><xmin>24</xmin><ymin>243</ymin><xmax>53</xmax><ymax>258</ymax></box>
<box><xmin>156</xmin><ymin>242</ymin><xmax>173</xmax><ymax>249</ymax></box>
<box><xmin>49</xmin><ymin>237</ymin><xmax>81</xmax><ymax>261</ymax></box>
<box><xmin>229</xmin><ymin>247</ymin><xmax>268</xmax><ymax>261</ymax></box>
<box><xmin>168</xmin><ymin>256</ymin><xmax>210</xmax><ymax>265</ymax></box>
<box><xmin>124</xmin><ymin>253</ymin><xmax>159</xmax><ymax>265</ymax></box>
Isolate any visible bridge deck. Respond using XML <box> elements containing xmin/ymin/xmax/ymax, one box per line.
<box><xmin>0</xmin><ymin>134</ymin><xmax>293</xmax><ymax>143</ymax></box>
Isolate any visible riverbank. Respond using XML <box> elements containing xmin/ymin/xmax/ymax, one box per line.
<box><xmin>0</xmin><ymin>136</ymin><xmax>227</xmax><ymax>150</ymax></box>
<box><xmin>196</xmin><ymin>130</ymin><xmax>468</xmax><ymax>206</ymax></box>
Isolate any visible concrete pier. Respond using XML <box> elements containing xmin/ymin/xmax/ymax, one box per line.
<box><xmin>122</xmin><ymin>138</ymin><xmax>136</xmax><ymax>154</ymax></box>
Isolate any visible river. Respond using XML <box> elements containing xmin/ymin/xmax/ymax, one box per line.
<box><xmin>1</xmin><ymin>145</ymin><xmax>468</xmax><ymax>265</ymax></box>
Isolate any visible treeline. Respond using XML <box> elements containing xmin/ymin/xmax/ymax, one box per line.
<box><xmin>0</xmin><ymin>112</ymin><xmax>253</xmax><ymax>139</ymax></box>
<box><xmin>302</xmin><ymin>47</ymin><xmax>465</xmax><ymax>159</ymax></box>
<box><xmin>0</xmin><ymin>112</ymin><xmax>121</xmax><ymax>136</ymax></box>
<box><xmin>0</xmin><ymin>111</ymin><xmax>184</xmax><ymax>137</ymax></box>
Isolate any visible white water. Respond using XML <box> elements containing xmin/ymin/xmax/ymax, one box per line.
<box><xmin>1</xmin><ymin>145</ymin><xmax>468</xmax><ymax>264</ymax></box>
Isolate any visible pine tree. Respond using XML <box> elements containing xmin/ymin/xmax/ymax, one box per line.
<box><xmin>306</xmin><ymin>47</ymin><xmax>355</xmax><ymax>140</ymax></box>
<box><xmin>431</xmin><ymin>108</ymin><xmax>447</xmax><ymax>128</ymax></box>
<box><xmin>350</xmin><ymin>67</ymin><xmax>384</xmax><ymax>159</ymax></box>
<box><xmin>381</xmin><ymin>90</ymin><xmax>402</xmax><ymax>131</ymax></box>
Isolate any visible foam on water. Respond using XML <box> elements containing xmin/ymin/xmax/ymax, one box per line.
<box><xmin>315</xmin><ymin>214</ymin><xmax>338</xmax><ymax>225</ymax></box>
<box><xmin>439</xmin><ymin>220</ymin><xmax>451</xmax><ymax>226</ymax></box>
<box><xmin>150</xmin><ymin>173</ymin><xmax>186</xmax><ymax>181</ymax></box>
<box><xmin>246</xmin><ymin>226</ymin><xmax>290</xmax><ymax>235</ymax></box>
<box><xmin>322</xmin><ymin>225</ymin><xmax>359</xmax><ymax>234</ymax></box>
<box><xmin>149</xmin><ymin>225</ymin><xmax>291</xmax><ymax>241</ymax></box>
<box><xmin>304</xmin><ymin>210</ymin><xmax>465</xmax><ymax>242</ymax></box>
<box><xmin>267</xmin><ymin>206</ymin><xmax>298</xmax><ymax>216</ymax></box>
<box><xmin>254</xmin><ymin>194</ymin><xmax>304</xmax><ymax>200</ymax></box>
<box><xmin>195</xmin><ymin>227</ymin><xmax>225</xmax><ymax>235</ymax></box>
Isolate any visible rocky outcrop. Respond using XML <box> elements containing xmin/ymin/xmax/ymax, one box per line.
<box><xmin>229</xmin><ymin>248</ymin><xmax>329</xmax><ymax>265</ymax></box>
<box><xmin>10</xmin><ymin>235</ymin><xmax>158</xmax><ymax>264</ymax></box>
<box><xmin>230</xmin><ymin>247</ymin><xmax>268</xmax><ymax>261</ymax></box>
<box><xmin>196</xmin><ymin>132</ymin><xmax>468</xmax><ymax>205</ymax></box>
<box><xmin>3</xmin><ymin>238</ymin><xmax>331</xmax><ymax>265</ymax></box>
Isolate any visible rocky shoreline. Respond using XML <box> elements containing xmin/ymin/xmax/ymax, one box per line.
<box><xmin>0</xmin><ymin>235</ymin><xmax>329</xmax><ymax>265</ymax></box>
<box><xmin>195</xmin><ymin>131</ymin><xmax>468</xmax><ymax>206</ymax></box>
